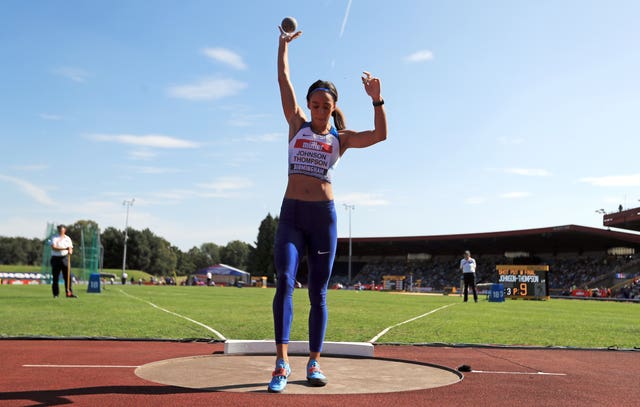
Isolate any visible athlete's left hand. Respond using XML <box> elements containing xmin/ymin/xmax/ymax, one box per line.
<box><xmin>361</xmin><ymin>71</ymin><xmax>382</xmax><ymax>100</ymax></box>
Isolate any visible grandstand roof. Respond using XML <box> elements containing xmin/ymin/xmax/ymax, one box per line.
<box><xmin>602</xmin><ymin>206</ymin><xmax>640</xmax><ymax>232</ymax></box>
<box><xmin>336</xmin><ymin>224</ymin><xmax>640</xmax><ymax>257</ymax></box>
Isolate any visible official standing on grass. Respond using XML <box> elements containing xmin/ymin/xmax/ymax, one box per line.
<box><xmin>459</xmin><ymin>250</ymin><xmax>478</xmax><ymax>303</ymax></box>
<box><xmin>269</xmin><ymin>23</ymin><xmax>387</xmax><ymax>393</ymax></box>
<box><xmin>49</xmin><ymin>225</ymin><xmax>76</xmax><ymax>298</ymax></box>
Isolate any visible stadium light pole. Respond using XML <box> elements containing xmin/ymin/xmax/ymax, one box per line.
<box><xmin>122</xmin><ymin>198</ymin><xmax>135</xmax><ymax>275</ymax></box>
<box><xmin>343</xmin><ymin>203</ymin><xmax>355</xmax><ymax>284</ymax></box>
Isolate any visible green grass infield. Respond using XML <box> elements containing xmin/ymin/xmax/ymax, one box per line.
<box><xmin>0</xmin><ymin>284</ymin><xmax>638</xmax><ymax>349</ymax></box>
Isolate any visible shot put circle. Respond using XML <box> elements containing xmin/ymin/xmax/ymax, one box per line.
<box><xmin>135</xmin><ymin>354</ymin><xmax>462</xmax><ymax>394</ymax></box>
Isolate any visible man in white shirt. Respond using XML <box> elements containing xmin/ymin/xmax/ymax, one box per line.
<box><xmin>459</xmin><ymin>250</ymin><xmax>478</xmax><ymax>303</ymax></box>
<box><xmin>49</xmin><ymin>225</ymin><xmax>75</xmax><ymax>298</ymax></box>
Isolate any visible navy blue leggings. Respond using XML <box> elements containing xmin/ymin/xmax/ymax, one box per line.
<box><xmin>273</xmin><ymin>198</ymin><xmax>337</xmax><ymax>353</ymax></box>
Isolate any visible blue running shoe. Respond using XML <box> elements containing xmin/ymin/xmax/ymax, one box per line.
<box><xmin>267</xmin><ymin>359</ymin><xmax>291</xmax><ymax>393</ymax></box>
<box><xmin>306</xmin><ymin>359</ymin><xmax>328</xmax><ymax>386</ymax></box>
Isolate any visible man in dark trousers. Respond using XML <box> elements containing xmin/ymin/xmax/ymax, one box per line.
<box><xmin>49</xmin><ymin>225</ymin><xmax>76</xmax><ymax>298</ymax></box>
<box><xmin>459</xmin><ymin>250</ymin><xmax>478</xmax><ymax>303</ymax></box>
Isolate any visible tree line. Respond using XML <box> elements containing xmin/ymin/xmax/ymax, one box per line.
<box><xmin>0</xmin><ymin>214</ymin><xmax>279</xmax><ymax>281</ymax></box>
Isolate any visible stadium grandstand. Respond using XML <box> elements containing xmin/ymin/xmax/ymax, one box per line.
<box><xmin>602</xmin><ymin>205</ymin><xmax>640</xmax><ymax>232</ymax></box>
<box><xmin>325</xmin><ymin>215</ymin><xmax>640</xmax><ymax>300</ymax></box>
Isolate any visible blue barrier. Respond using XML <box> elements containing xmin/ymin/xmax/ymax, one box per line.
<box><xmin>87</xmin><ymin>273</ymin><xmax>101</xmax><ymax>293</ymax></box>
<box><xmin>489</xmin><ymin>283</ymin><xmax>504</xmax><ymax>302</ymax></box>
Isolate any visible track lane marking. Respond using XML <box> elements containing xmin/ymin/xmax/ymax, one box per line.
<box><xmin>24</xmin><ymin>364</ymin><xmax>139</xmax><ymax>368</ymax></box>
<box><xmin>471</xmin><ymin>370</ymin><xmax>566</xmax><ymax>376</ymax></box>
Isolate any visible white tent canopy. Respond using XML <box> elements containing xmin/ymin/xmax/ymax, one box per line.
<box><xmin>195</xmin><ymin>264</ymin><xmax>250</xmax><ymax>284</ymax></box>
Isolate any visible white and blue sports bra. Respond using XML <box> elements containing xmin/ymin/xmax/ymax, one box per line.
<box><xmin>288</xmin><ymin>122</ymin><xmax>341</xmax><ymax>183</ymax></box>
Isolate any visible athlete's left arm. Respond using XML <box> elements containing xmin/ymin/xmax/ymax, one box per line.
<box><xmin>341</xmin><ymin>72</ymin><xmax>387</xmax><ymax>152</ymax></box>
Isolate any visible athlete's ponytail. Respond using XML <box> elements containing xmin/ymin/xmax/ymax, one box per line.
<box><xmin>306</xmin><ymin>80</ymin><xmax>346</xmax><ymax>131</ymax></box>
<box><xmin>331</xmin><ymin>107</ymin><xmax>346</xmax><ymax>131</ymax></box>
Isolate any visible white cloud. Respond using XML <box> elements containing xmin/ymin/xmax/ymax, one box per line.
<box><xmin>405</xmin><ymin>50</ymin><xmax>434</xmax><ymax>63</ymax></box>
<box><xmin>128</xmin><ymin>150</ymin><xmax>158</xmax><ymax>160</ymax></box>
<box><xmin>580</xmin><ymin>174</ymin><xmax>640</xmax><ymax>187</ymax></box>
<box><xmin>227</xmin><ymin>112</ymin><xmax>270</xmax><ymax>127</ymax></box>
<box><xmin>0</xmin><ymin>174</ymin><xmax>55</xmax><ymax>205</ymax></box>
<box><xmin>197</xmin><ymin>176</ymin><xmax>254</xmax><ymax>198</ymax></box>
<box><xmin>603</xmin><ymin>196</ymin><xmax>626</xmax><ymax>205</ymax></box>
<box><xmin>12</xmin><ymin>164</ymin><xmax>48</xmax><ymax>171</ymax></box>
<box><xmin>151</xmin><ymin>189</ymin><xmax>195</xmax><ymax>202</ymax></box>
<box><xmin>504</xmin><ymin>168</ymin><xmax>551</xmax><ymax>176</ymax></box>
<box><xmin>242</xmin><ymin>132</ymin><xmax>284</xmax><ymax>142</ymax></box>
<box><xmin>39</xmin><ymin>113</ymin><xmax>63</xmax><ymax>121</ymax></box>
<box><xmin>198</xmin><ymin>176</ymin><xmax>253</xmax><ymax>190</ymax></box>
<box><xmin>0</xmin><ymin>216</ymin><xmax>50</xmax><ymax>240</ymax></box>
<box><xmin>202</xmin><ymin>47</ymin><xmax>247</xmax><ymax>70</ymax></box>
<box><xmin>465</xmin><ymin>196</ymin><xmax>486</xmax><ymax>205</ymax></box>
<box><xmin>337</xmin><ymin>192</ymin><xmax>390</xmax><ymax>206</ymax></box>
<box><xmin>500</xmin><ymin>191</ymin><xmax>531</xmax><ymax>199</ymax></box>
<box><xmin>130</xmin><ymin>166</ymin><xmax>181</xmax><ymax>175</ymax></box>
<box><xmin>53</xmin><ymin>66</ymin><xmax>90</xmax><ymax>83</ymax></box>
<box><xmin>497</xmin><ymin>136</ymin><xmax>524</xmax><ymax>145</ymax></box>
<box><xmin>88</xmin><ymin>134</ymin><xmax>199</xmax><ymax>148</ymax></box>
<box><xmin>168</xmin><ymin>78</ymin><xmax>247</xmax><ymax>101</ymax></box>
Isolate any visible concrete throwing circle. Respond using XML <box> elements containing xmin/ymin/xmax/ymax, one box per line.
<box><xmin>135</xmin><ymin>355</ymin><xmax>462</xmax><ymax>394</ymax></box>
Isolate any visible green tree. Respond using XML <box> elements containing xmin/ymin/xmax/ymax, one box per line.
<box><xmin>200</xmin><ymin>242</ymin><xmax>221</xmax><ymax>265</ymax></box>
<box><xmin>101</xmin><ymin>226</ymin><xmax>124</xmax><ymax>269</ymax></box>
<box><xmin>187</xmin><ymin>246</ymin><xmax>210</xmax><ymax>272</ymax></box>
<box><xmin>249</xmin><ymin>213</ymin><xmax>278</xmax><ymax>282</ymax></box>
<box><xmin>0</xmin><ymin>237</ymin><xmax>33</xmax><ymax>265</ymax></box>
<box><xmin>175</xmin><ymin>249</ymin><xmax>196</xmax><ymax>276</ymax></box>
<box><xmin>0</xmin><ymin>237</ymin><xmax>12</xmax><ymax>264</ymax></box>
<box><xmin>145</xmin><ymin>230</ymin><xmax>177</xmax><ymax>275</ymax></box>
<box><xmin>125</xmin><ymin>228</ymin><xmax>152</xmax><ymax>272</ymax></box>
<box><xmin>220</xmin><ymin>240</ymin><xmax>251</xmax><ymax>270</ymax></box>
<box><xmin>26</xmin><ymin>238</ymin><xmax>42</xmax><ymax>265</ymax></box>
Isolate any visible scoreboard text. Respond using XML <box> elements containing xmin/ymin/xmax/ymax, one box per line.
<box><xmin>496</xmin><ymin>265</ymin><xmax>549</xmax><ymax>300</ymax></box>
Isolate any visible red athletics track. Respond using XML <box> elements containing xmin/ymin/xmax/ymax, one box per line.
<box><xmin>1</xmin><ymin>340</ymin><xmax>638</xmax><ymax>406</ymax></box>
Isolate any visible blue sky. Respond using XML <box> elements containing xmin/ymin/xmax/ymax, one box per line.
<box><xmin>1</xmin><ymin>0</ymin><xmax>639</xmax><ymax>250</ymax></box>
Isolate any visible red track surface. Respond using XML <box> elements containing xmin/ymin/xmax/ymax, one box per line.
<box><xmin>1</xmin><ymin>340</ymin><xmax>638</xmax><ymax>406</ymax></box>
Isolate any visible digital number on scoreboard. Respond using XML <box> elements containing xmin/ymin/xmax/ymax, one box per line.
<box><xmin>496</xmin><ymin>265</ymin><xmax>549</xmax><ymax>299</ymax></box>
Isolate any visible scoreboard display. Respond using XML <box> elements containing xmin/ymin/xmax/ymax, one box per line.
<box><xmin>496</xmin><ymin>265</ymin><xmax>549</xmax><ymax>300</ymax></box>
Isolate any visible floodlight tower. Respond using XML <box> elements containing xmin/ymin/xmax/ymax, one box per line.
<box><xmin>122</xmin><ymin>198</ymin><xmax>135</xmax><ymax>275</ymax></box>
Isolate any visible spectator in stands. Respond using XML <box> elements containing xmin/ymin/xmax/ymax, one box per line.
<box><xmin>459</xmin><ymin>250</ymin><xmax>478</xmax><ymax>303</ymax></box>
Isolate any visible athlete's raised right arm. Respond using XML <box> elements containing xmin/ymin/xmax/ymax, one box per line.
<box><xmin>277</xmin><ymin>29</ymin><xmax>305</xmax><ymax>136</ymax></box>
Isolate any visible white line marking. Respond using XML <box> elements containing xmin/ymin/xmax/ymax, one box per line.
<box><xmin>119</xmin><ymin>289</ymin><xmax>227</xmax><ymax>340</ymax></box>
<box><xmin>24</xmin><ymin>364</ymin><xmax>139</xmax><ymax>368</ymax></box>
<box><xmin>471</xmin><ymin>370</ymin><xmax>567</xmax><ymax>376</ymax></box>
<box><xmin>369</xmin><ymin>303</ymin><xmax>456</xmax><ymax>343</ymax></box>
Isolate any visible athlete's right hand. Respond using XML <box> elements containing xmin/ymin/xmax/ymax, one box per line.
<box><xmin>278</xmin><ymin>26</ymin><xmax>302</xmax><ymax>42</ymax></box>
